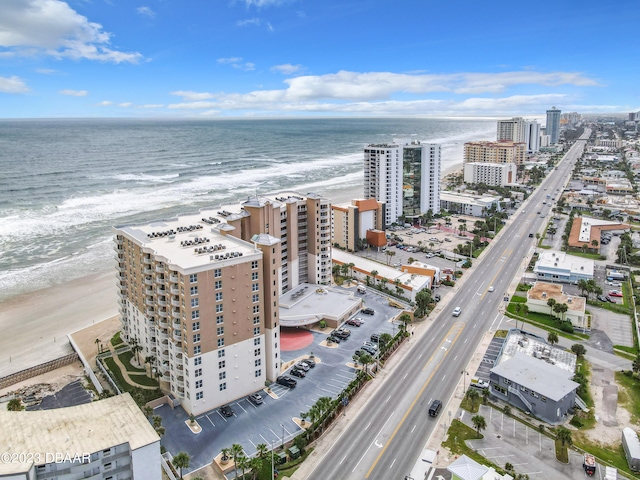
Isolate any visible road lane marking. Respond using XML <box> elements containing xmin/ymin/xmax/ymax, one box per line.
<box><xmin>340</xmin><ymin>455</ymin><xmax>347</xmax><ymax>465</ymax></box>
<box><xmin>353</xmin><ymin>412</ymin><xmax>395</xmax><ymax>472</ymax></box>
<box><xmin>390</xmin><ymin>458</ymin><xmax>396</xmax><ymax>469</ymax></box>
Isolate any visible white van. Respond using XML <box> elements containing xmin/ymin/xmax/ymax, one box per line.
<box><xmin>357</xmin><ymin>285</ymin><xmax>366</xmax><ymax>294</ymax></box>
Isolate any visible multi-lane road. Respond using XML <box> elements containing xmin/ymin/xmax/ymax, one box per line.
<box><xmin>306</xmin><ymin>130</ymin><xmax>591</xmax><ymax>480</ymax></box>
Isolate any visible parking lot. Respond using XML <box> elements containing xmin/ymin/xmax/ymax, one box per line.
<box><xmin>473</xmin><ymin>336</ymin><xmax>505</xmax><ymax>383</ymax></box>
<box><xmin>157</xmin><ymin>287</ymin><xmax>403</xmax><ymax>473</ymax></box>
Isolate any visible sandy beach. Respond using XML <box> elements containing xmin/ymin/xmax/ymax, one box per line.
<box><xmin>0</xmin><ymin>170</ymin><xmax>463</xmax><ymax>378</ymax></box>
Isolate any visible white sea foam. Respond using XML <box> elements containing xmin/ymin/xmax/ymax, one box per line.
<box><xmin>112</xmin><ymin>173</ymin><xmax>180</xmax><ymax>183</ymax></box>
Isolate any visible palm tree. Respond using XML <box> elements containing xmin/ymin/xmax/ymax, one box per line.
<box><xmin>359</xmin><ymin>353</ymin><xmax>374</xmax><ymax>376</ymax></box>
<box><xmin>467</xmin><ymin>389</ymin><xmax>480</xmax><ymax>411</ymax></box>
<box><xmin>370</xmin><ymin>270</ymin><xmax>378</xmax><ymax>286</ymax></box>
<box><xmin>481</xmin><ymin>387</ymin><xmax>490</xmax><ymax>404</ymax></box>
<box><xmin>220</xmin><ymin>447</ymin><xmax>231</xmax><ymax>463</ymax></box>
<box><xmin>152</xmin><ymin>415</ymin><xmax>165</xmax><ymax>437</ymax></box>
<box><xmin>236</xmin><ymin>454</ymin><xmax>249</xmax><ymax>479</ymax></box>
<box><xmin>547</xmin><ymin>298</ymin><xmax>557</xmax><ymax>316</ymax></box>
<box><xmin>172</xmin><ymin>452</ymin><xmax>190</xmax><ymax>480</ymax></box>
<box><xmin>95</xmin><ymin>338</ymin><xmax>101</xmax><ymax>355</ymax></box>
<box><xmin>429</xmin><ymin>242</ymin><xmax>435</xmax><ymax>251</ymax></box>
<box><xmin>556</xmin><ymin>426</ymin><xmax>572</xmax><ymax>448</ymax></box>
<box><xmin>130</xmin><ymin>337</ymin><xmax>143</xmax><ymax>364</ymax></box>
<box><xmin>256</xmin><ymin>443</ymin><xmax>269</xmax><ymax>460</ymax></box>
<box><xmin>571</xmin><ymin>344</ymin><xmax>586</xmax><ymax>358</ymax></box>
<box><xmin>547</xmin><ymin>331</ymin><xmax>559</xmax><ymax>346</ymax></box>
<box><xmin>554</xmin><ymin>303</ymin><xmax>568</xmax><ymax>322</ymax></box>
<box><xmin>472</xmin><ymin>414</ymin><xmax>487</xmax><ymax>436</ymax></box>
<box><xmin>632</xmin><ymin>354</ymin><xmax>640</xmax><ymax>376</ymax></box>
<box><xmin>142</xmin><ymin>405</ymin><xmax>153</xmax><ymax>418</ymax></box>
<box><xmin>248</xmin><ymin>457</ymin><xmax>262</xmax><ymax>480</ymax></box>
<box><xmin>230</xmin><ymin>443</ymin><xmax>244</xmax><ymax>479</ymax></box>
<box><xmin>7</xmin><ymin>398</ymin><xmax>23</xmax><ymax>411</ymax></box>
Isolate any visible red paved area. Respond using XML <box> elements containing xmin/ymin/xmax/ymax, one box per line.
<box><xmin>281</xmin><ymin>328</ymin><xmax>314</xmax><ymax>351</ymax></box>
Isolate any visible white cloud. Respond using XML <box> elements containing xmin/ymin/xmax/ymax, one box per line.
<box><xmin>36</xmin><ymin>68</ymin><xmax>58</xmax><ymax>74</ymax></box>
<box><xmin>0</xmin><ymin>0</ymin><xmax>143</xmax><ymax>63</ymax></box>
<box><xmin>217</xmin><ymin>57</ymin><xmax>255</xmax><ymax>71</ymax></box>
<box><xmin>0</xmin><ymin>75</ymin><xmax>29</xmax><ymax>93</ymax></box>
<box><xmin>244</xmin><ymin>0</ymin><xmax>290</xmax><ymax>7</ymax></box>
<box><xmin>59</xmin><ymin>88</ymin><xmax>87</xmax><ymax>96</ymax></box>
<box><xmin>171</xmin><ymin>91</ymin><xmax>216</xmax><ymax>101</ymax></box>
<box><xmin>96</xmin><ymin>100</ymin><xmax>112</xmax><ymax>106</ymax></box>
<box><xmin>119</xmin><ymin>102</ymin><xmax>132</xmax><ymax>107</ymax></box>
<box><xmin>138</xmin><ymin>104</ymin><xmax>164</xmax><ymax>108</ymax></box>
<box><xmin>237</xmin><ymin>18</ymin><xmax>261</xmax><ymax>27</ymax></box>
<box><xmin>271</xmin><ymin>63</ymin><xmax>302</xmax><ymax>75</ymax></box>
<box><xmin>136</xmin><ymin>6</ymin><xmax>155</xmax><ymax>18</ymax></box>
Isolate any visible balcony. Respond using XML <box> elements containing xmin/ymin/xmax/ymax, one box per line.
<box><xmin>171</xmin><ymin>308</ymin><xmax>181</xmax><ymax>319</ymax></box>
<box><xmin>115</xmin><ymin>236</ymin><xmax>123</xmax><ymax>246</ymax></box>
<box><xmin>115</xmin><ymin>264</ymin><xmax>125</xmax><ymax>273</ymax></box>
<box><xmin>144</xmin><ymin>277</ymin><xmax>154</xmax><ymax>286</ymax></box>
<box><xmin>145</xmin><ymin>286</ymin><xmax>154</xmax><ymax>295</ymax></box>
<box><xmin>158</xmin><ymin>330</ymin><xmax>169</xmax><ymax>342</ymax></box>
<box><xmin>171</xmin><ymin>298</ymin><xmax>181</xmax><ymax>307</ymax></box>
<box><xmin>173</xmin><ymin>330</ymin><xmax>182</xmax><ymax>341</ymax></box>
<box><xmin>173</xmin><ymin>318</ymin><xmax>181</xmax><ymax>329</ymax></box>
<box><xmin>155</xmin><ymin>264</ymin><xmax>165</xmax><ymax>274</ymax></box>
<box><xmin>169</xmin><ymin>273</ymin><xmax>179</xmax><ymax>283</ymax></box>
<box><xmin>170</xmin><ymin>286</ymin><xmax>180</xmax><ymax>295</ymax></box>
<box><xmin>160</xmin><ymin>350</ymin><xmax>170</xmax><ymax>363</ymax></box>
<box><xmin>157</xmin><ymin>298</ymin><xmax>167</xmax><ymax>307</ymax></box>
<box><xmin>155</xmin><ymin>276</ymin><xmax>166</xmax><ymax>285</ymax></box>
<box><xmin>143</xmin><ymin>257</ymin><xmax>152</xmax><ymax>265</ymax></box>
<box><xmin>145</xmin><ymin>298</ymin><xmax>155</xmax><ymax>307</ymax></box>
<box><xmin>158</xmin><ymin>318</ymin><xmax>169</xmax><ymax>330</ymax></box>
<box><xmin>157</xmin><ymin>309</ymin><xmax>169</xmax><ymax>319</ymax></box>
<box><xmin>144</xmin><ymin>266</ymin><xmax>153</xmax><ymax>275</ymax></box>
<box><xmin>146</xmin><ymin>307</ymin><xmax>155</xmax><ymax>316</ymax></box>
<box><xmin>156</xmin><ymin>286</ymin><xmax>167</xmax><ymax>295</ymax></box>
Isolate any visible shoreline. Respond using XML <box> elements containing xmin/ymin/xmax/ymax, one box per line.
<box><xmin>0</xmin><ymin>165</ymin><xmax>464</xmax><ymax>377</ymax></box>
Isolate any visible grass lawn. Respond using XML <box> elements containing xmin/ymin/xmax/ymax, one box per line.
<box><xmin>615</xmin><ymin>371</ymin><xmax>640</xmax><ymax>423</ymax></box>
<box><xmin>118</xmin><ymin>350</ymin><xmax>146</xmax><ymax>373</ymax></box>
<box><xmin>102</xmin><ymin>357</ymin><xmax>162</xmax><ymax>406</ymax></box>
<box><xmin>573</xmin><ymin>433</ymin><xmax>632</xmax><ymax>474</ymax></box>
<box><xmin>554</xmin><ymin>440</ymin><xmax>569</xmax><ymax>463</ymax></box>
<box><xmin>128</xmin><ymin>373</ymin><xmax>160</xmax><ymax>387</ymax></box>
<box><xmin>505</xmin><ymin>301</ymin><xmax>587</xmax><ymax>341</ymax></box>
<box><xmin>110</xmin><ymin>331</ymin><xmax>124</xmax><ymax>347</ymax></box>
<box><xmin>570</xmin><ymin>361</ymin><xmax>595</xmax><ymax>430</ymax></box>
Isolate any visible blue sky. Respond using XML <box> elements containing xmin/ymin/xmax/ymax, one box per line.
<box><xmin>1</xmin><ymin>0</ymin><xmax>639</xmax><ymax>118</ymax></box>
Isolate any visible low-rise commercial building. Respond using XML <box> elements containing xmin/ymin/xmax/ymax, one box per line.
<box><xmin>533</xmin><ymin>250</ymin><xmax>594</xmax><ymax>284</ymax></box>
<box><xmin>526</xmin><ymin>282</ymin><xmax>587</xmax><ymax>330</ymax></box>
<box><xmin>0</xmin><ymin>393</ymin><xmax>160</xmax><ymax>480</ymax></box>
<box><xmin>440</xmin><ymin>192</ymin><xmax>503</xmax><ymax>217</ymax></box>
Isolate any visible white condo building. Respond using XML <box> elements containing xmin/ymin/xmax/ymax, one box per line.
<box><xmin>364</xmin><ymin>139</ymin><xmax>441</xmax><ymax>226</ymax></box>
<box><xmin>525</xmin><ymin>120</ymin><xmax>541</xmax><ymax>153</ymax></box>
<box><xmin>463</xmin><ymin>162</ymin><xmax>517</xmax><ymax>187</ymax></box>
<box><xmin>497</xmin><ymin>117</ymin><xmax>526</xmax><ymax>143</ymax></box>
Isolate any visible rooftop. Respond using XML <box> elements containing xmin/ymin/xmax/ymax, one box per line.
<box><xmin>527</xmin><ymin>281</ymin><xmax>586</xmax><ymax>313</ymax></box>
<box><xmin>0</xmin><ymin>393</ymin><xmax>159</xmax><ymax>475</ymax></box>
<box><xmin>492</xmin><ymin>352</ymin><xmax>579</xmax><ymax>401</ymax></box>
<box><xmin>279</xmin><ymin>284</ymin><xmax>361</xmax><ymax>326</ymax></box>
<box><xmin>497</xmin><ymin>329</ymin><xmax>576</xmax><ymax>374</ymax></box>
<box><xmin>440</xmin><ymin>191</ymin><xmax>502</xmax><ymax>207</ymax></box>
<box><xmin>534</xmin><ymin>250</ymin><xmax>594</xmax><ymax>277</ymax></box>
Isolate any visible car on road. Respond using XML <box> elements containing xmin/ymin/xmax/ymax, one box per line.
<box><xmin>290</xmin><ymin>368</ymin><xmax>306</xmax><ymax>378</ymax></box>
<box><xmin>346</xmin><ymin>317</ymin><xmax>362</xmax><ymax>327</ymax></box>
<box><xmin>434</xmin><ymin>294</ymin><xmax>441</xmax><ymax>302</ymax></box>
<box><xmin>528</xmin><ymin>233</ymin><xmax>534</xmax><ymax>238</ymax></box>
<box><xmin>488</xmin><ymin>286</ymin><xmax>494</xmax><ymax>292</ymax></box>
<box><xmin>248</xmin><ymin>393</ymin><xmax>263</xmax><ymax>405</ymax></box>
<box><xmin>452</xmin><ymin>306</ymin><xmax>462</xmax><ymax>316</ymax></box>
<box><xmin>428</xmin><ymin>399</ymin><xmax>442</xmax><ymax>417</ymax></box>
<box><xmin>362</xmin><ymin>307</ymin><xmax>375</xmax><ymax>315</ymax></box>
<box><xmin>219</xmin><ymin>404</ymin><xmax>234</xmax><ymax>417</ymax></box>
<box><xmin>276</xmin><ymin>376</ymin><xmax>297</xmax><ymax>388</ymax></box>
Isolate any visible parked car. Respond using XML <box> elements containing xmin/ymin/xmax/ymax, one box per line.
<box><xmin>444</xmin><ymin>237</ymin><xmax>452</xmax><ymax>242</ymax></box>
<box><xmin>606</xmin><ymin>281</ymin><xmax>622</xmax><ymax>287</ymax></box>
<box><xmin>301</xmin><ymin>358</ymin><xmax>315</xmax><ymax>368</ymax></box>
<box><xmin>295</xmin><ymin>362</ymin><xmax>310</xmax><ymax>371</ymax></box>
<box><xmin>370</xmin><ymin>333</ymin><xmax>382</xmax><ymax>343</ymax></box>
<box><xmin>434</xmin><ymin>294</ymin><xmax>441</xmax><ymax>302</ymax></box>
<box><xmin>362</xmin><ymin>307</ymin><xmax>375</xmax><ymax>315</ymax></box>
<box><xmin>248</xmin><ymin>393</ymin><xmax>263</xmax><ymax>405</ymax></box>
<box><xmin>290</xmin><ymin>368</ymin><xmax>306</xmax><ymax>378</ymax></box>
<box><xmin>597</xmin><ymin>295</ymin><xmax>608</xmax><ymax>302</ymax></box>
<box><xmin>331</xmin><ymin>329</ymin><xmax>349</xmax><ymax>340</ymax></box>
<box><xmin>362</xmin><ymin>341</ymin><xmax>379</xmax><ymax>351</ymax></box>
<box><xmin>360</xmin><ymin>345</ymin><xmax>377</xmax><ymax>356</ymax></box>
<box><xmin>609</xmin><ymin>290</ymin><xmax>623</xmax><ymax>297</ymax></box>
<box><xmin>219</xmin><ymin>404</ymin><xmax>234</xmax><ymax>417</ymax></box>
<box><xmin>328</xmin><ymin>335</ymin><xmax>342</xmax><ymax>343</ymax></box>
<box><xmin>276</xmin><ymin>376</ymin><xmax>297</xmax><ymax>388</ymax></box>
<box><xmin>347</xmin><ymin>317</ymin><xmax>362</xmax><ymax>327</ymax></box>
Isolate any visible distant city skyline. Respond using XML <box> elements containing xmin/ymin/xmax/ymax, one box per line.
<box><xmin>1</xmin><ymin>0</ymin><xmax>639</xmax><ymax>118</ymax></box>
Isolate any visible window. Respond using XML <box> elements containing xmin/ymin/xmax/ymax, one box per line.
<box><xmin>190</xmin><ymin>286</ymin><xmax>198</xmax><ymax>296</ymax></box>
<box><xmin>218</xmin><ymin>360</ymin><xmax>225</xmax><ymax>369</ymax></box>
<box><xmin>191</xmin><ymin>298</ymin><xmax>199</xmax><ymax>308</ymax></box>
<box><xmin>215</xmin><ymin>280</ymin><xmax>222</xmax><ymax>290</ymax></box>
<box><xmin>252</xmin><ymin>294</ymin><xmax>259</xmax><ymax>303</ymax></box>
<box><xmin>215</xmin><ymin>292</ymin><xmax>223</xmax><ymax>302</ymax></box>
<box><xmin>216</xmin><ymin>304</ymin><xmax>223</xmax><ymax>313</ymax></box>
<box><xmin>255</xmin><ymin>369</ymin><xmax>262</xmax><ymax>377</ymax></box>
<box><xmin>189</xmin><ymin>274</ymin><xmax>198</xmax><ymax>283</ymax></box>
<box><xmin>251</xmin><ymin>260</ymin><xmax>259</xmax><ymax>269</ymax></box>
<box><xmin>195</xmin><ymin>379</ymin><xmax>203</xmax><ymax>389</ymax></box>
<box><xmin>254</xmin><ymin>338</ymin><xmax>261</xmax><ymax>345</ymax></box>
<box><xmin>253</xmin><ymin>316</ymin><xmax>260</xmax><ymax>325</ymax></box>
<box><xmin>252</xmin><ymin>283</ymin><xmax>259</xmax><ymax>292</ymax></box>
<box><xmin>219</xmin><ymin>382</ymin><xmax>227</xmax><ymax>391</ymax></box>
<box><xmin>254</xmin><ymin>348</ymin><xmax>261</xmax><ymax>356</ymax></box>
<box><xmin>104</xmin><ymin>463</ymin><xmax>112</xmax><ymax>470</ymax></box>
<box><xmin>193</xmin><ymin>333</ymin><xmax>200</xmax><ymax>343</ymax></box>
<box><xmin>253</xmin><ymin>305</ymin><xmax>260</xmax><ymax>314</ymax></box>
<box><xmin>195</xmin><ymin>368</ymin><xmax>202</xmax><ymax>377</ymax></box>
<box><xmin>219</xmin><ymin>371</ymin><xmax>226</xmax><ymax>380</ymax></box>
<box><xmin>216</xmin><ymin>314</ymin><xmax>224</xmax><ymax>324</ymax></box>
<box><xmin>194</xmin><ymin>357</ymin><xmax>201</xmax><ymax>366</ymax></box>
<box><xmin>255</xmin><ymin>359</ymin><xmax>261</xmax><ymax>367</ymax></box>
<box><xmin>218</xmin><ymin>349</ymin><xmax>225</xmax><ymax>358</ymax></box>
<box><xmin>196</xmin><ymin>391</ymin><xmax>203</xmax><ymax>400</ymax></box>
<box><xmin>214</xmin><ymin>268</ymin><xmax>222</xmax><ymax>278</ymax></box>
<box><xmin>252</xmin><ymin>272</ymin><xmax>259</xmax><ymax>280</ymax></box>
<box><xmin>192</xmin><ymin>321</ymin><xmax>200</xmax><ymax>331</ymax></box>
<box><xmin>217</xmin><ymin>338</ymin><xmax>225</xmax><ymax>347</ymax></box>
<box><xmin>191</xmin><ymin>310</ymin><xmax>199</xmax><ymax>320</ymax></box>
<box><xmin>253</xmin><ymin>327</ymin><xmax>260</xmax><ymax>336</ymax></box>
<box><xmin>194</xmin><ymin>345</ymin><xmax>201</xmax><ymax>355</ymax></box>
<box><xmin>217</xmin><ymin>326</ymin><xmax>224</xmax><ymax>336</ymax></box>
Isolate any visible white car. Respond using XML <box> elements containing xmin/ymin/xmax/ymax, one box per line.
<box><xmin>488</xmin><ymin>286</ymin><xmax>495</xmax><ymax>292</ymax></box>
<box><xmin>452</xmin><ymin>307</ymin><xmax>462</xmax><ymax>317</ymax></box>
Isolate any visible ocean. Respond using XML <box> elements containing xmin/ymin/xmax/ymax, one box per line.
<box><xmin>0</xmin><ymin>117</ymin><xmax>495</xmax><ymax>301</ymax></box>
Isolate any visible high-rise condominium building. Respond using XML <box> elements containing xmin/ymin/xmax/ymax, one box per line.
<box><xmin>463</xmin><ymin>141</ymin><xmax>525</xmax><ymax>165</ymax></box>
<box><xmin>525</xmin><ymin>120</ymin><xmax>541</xmax><ymax>153</ymax></box>
<box><xmin>364</xmin><ymin>139</ymin><xmax>440</xmax><ymax>226</ymax></box>
<box><xmin>497</xmin><ymin>117</ymin><xmax>526</xmax><ymax>143</ymax></box>
<box><xmin>364</xmin><ymin>142</ymin><xmax>403</xmax><ymax>226</ymax></box>
<box><xmin>114</xmin><ymin>192</ymin><xmax>330</xmax><ymax>415</ymax></box>
<box><xmin>402</xmin><ymin>141</ymin><xmax>441</xmax><ymax>218</ymax></box>
<box><xmin>546</xmin><ymin>106</ymin><xmax>562</xmax><ymax>144</ymax></box>
<box><xmin>463</xmin><ymin>162</ymin><xmax>517</xmax><ymax>187</ymax></box>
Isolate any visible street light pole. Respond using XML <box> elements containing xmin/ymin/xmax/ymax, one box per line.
<box><xmin>281</xmin><ymin>423</ymin><xmax>285</xmax><ymax>449</ymax></box>
<box><xmin>271</xmin><ymin>439</ymin><xmax>274</xmax><ymax>480</ymax></box>
<box><xmin>461</xmin><ymin>370</ymin><xmax>468</xmax><ymax>394</ymax></box>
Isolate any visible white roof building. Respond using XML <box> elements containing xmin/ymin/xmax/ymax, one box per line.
<box><xmin>533</xmin><ymin>250</ymin><xmax>594</xmax><ymax>284</ymax></box>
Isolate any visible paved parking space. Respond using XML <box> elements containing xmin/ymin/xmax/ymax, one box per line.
<box><xmin>26</xmin><ymin>379</ymin><xmax>92</xmax><ymax>411</ymax></box>
<box><xmin>158</xmin><ymin>287</ymin><xmax>406</xmax><ymax>473</ymax></box>
<box><xmin>473</xmin><ymin>337</ymin><xmax>504</xmax><ymax>382</ymax></box>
